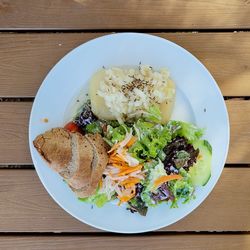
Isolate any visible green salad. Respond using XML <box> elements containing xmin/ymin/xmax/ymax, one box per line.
<box><xmin>71</xmin><ymin>103</ymin><xmax>212</xmax><ymax>216</ymax></box>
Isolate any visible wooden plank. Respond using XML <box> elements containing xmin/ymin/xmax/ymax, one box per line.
<box><xmin>0</xmin><ymin>0</ymin><xmax>250</xmax><ymax>29</ymax></box>
<box><xmin>0</xmin><ymin>100</ymin><xmax>249</xmax><ymax>164</ymax></box>
<box><xmin>1</xmin><ymin>235</ymin><xmax>250</xmax><ymax>250</ymax></box>
<box><xmin>0</xmin><ymin>32</ymin><xmax>250</xmax><ymax>97</ymax></box>
<box><xmin>227</xmin><ymin>100</ymin><xmax>250</xmax><ymax>164</ymax></box>
<box><xmin>0</xmin><ymin>102</ymin><xmax>32</xmax><ymax>164</ymax></box>
<box><xmin>0</xmin><ymin>168</ymin><xmax>249</xmax><ymax>232</ymax></box>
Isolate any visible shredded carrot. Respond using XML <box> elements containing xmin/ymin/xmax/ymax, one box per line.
<box><xmin>124</xmin><ymin>183</ymin><xmax>138</xmax><ymax>189</ymax></box>
<box><xmin>126</xmin><ymin>136</ymin><xmax>137</xmax><ymax>147</ymax></box>
<box><xmin>110</xmin><ymin>150</ymin><xmax>117</xmax><ymax>157</ymax></box>
<box><xmin>109</xmin><ymin>160</ymin><xmax>128</xmax><ymax>168</ymax></box>
<box><xmin>121</xmin><ymin>148</ymin><xmax>128</xmax><ymax>154</ymax></box>
<box><xmin>107</xmin><ymin>140</ymin><xmax>145</xmax><ymax>206</ymax></box>
<box><xmin>118</xmin><ymin>164</ymin><xmax>143</xmax><ymax>176</ymax></box>
<box><xmin>154</xmin><ymin>174</ymin><xmax>182</xmax><ymax>189</ymax></box>
<box><xmin>109</xmin><ymin>159</ymin><xmax>122</xmax><ymax>165</ymax></box>
<box><xmin>109</xmin><ymin>154</ymin><xmax>125</xmax><ymax>163</ymax></box>
<box><xmin>112</xmin><ymin>163</ymin><xmax>126</xmax><ymax>169</ymax></box>
<box><xmin>118</xmin><ymin>187</ymin><xmax>136</xmax><ymax>203</ymax></box>
<box><xmin>120</xmin><ymin>177</ymin><xmax>141</xmax><ymax>187</ymax></box>
<box><xmin>118</xmin><ymin>195</ymin><xmax>133</xmax><ymax>203</ymax></box>
<box><xmin>108</xmin><ymin>142</ymin><xmax>120</xmax><ymax>154</ymax></box>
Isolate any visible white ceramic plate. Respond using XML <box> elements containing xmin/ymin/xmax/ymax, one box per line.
<box><xmin>29</xmin><ymin>33</ymin><xmax>229</xmax><ymax>233</ymax></box>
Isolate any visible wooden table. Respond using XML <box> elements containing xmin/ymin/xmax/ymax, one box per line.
<box><xmin>0</xmin><ymin>1</ymin><xmax>250</xmax><ymax>249</ymax></box>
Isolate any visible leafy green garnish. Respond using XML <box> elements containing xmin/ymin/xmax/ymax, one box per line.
<box><xmin>141</xmin><ymin>191</ymin><xmax>157</xmax><ymax>207</ymax></box>
<box><xmin>105</xmin><ymin>124</ymin><xmax>128</xmax><ymax>144</ymax></box>
<box><xmin>158</xmin><ymin>150</ymin><xmax>166</xmax><ymax>161</ymax></box>
<box><xmin>85</xmin><ymin>121</ymin><xmax>102</xmax><ymax>134</ymax></box>
<box><xmin>174</xmin><ymin>150</ymin><xmax>190</xmax><ymax>169</ymax></box>
<box><xmin>167</xmin><ymin>121</ymin><xmax>204</xmax><ymax>143</ymax></box>
<box><xmin>106</xmin><ymin>120</ymin><xmax>120</xmax><ymax>128</ymax></box>
<box><xmin>143</xmin><ymin>105</ymin><xmax>162</xmax><ymax>123</ymax></box>
<box><xmin>78</xmin><ymin>192</ymin><xmax>109</xmax><ymax>208</ymax></box>
<box><xmin>168</xmin><ymin>168</ymin><xmax>195</xmax><ymax>206</ymax></box>
<box><xmin>128</xmin><ymin>197</ymin><xmax>148</xmax><ymax>216</ymax></box>
<box><xmin>129</xmin><ymin>141</ymin><xmax>148</xmax><ymax>161</ymax></box>
<box><xmin>141</xmin><ymin>160</ymin><xmax>166</xmax><ymax>206</ymax></box>
<box><xmin>129</xmin><ymin>121</ymin><xmax>171</xmax><ymax>160</ymax></box>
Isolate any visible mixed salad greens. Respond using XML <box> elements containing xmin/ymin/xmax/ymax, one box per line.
<box><xmin>65</xmin><ymin>102</ymin><xmax>212</xmax><ymax>216</ymax></box>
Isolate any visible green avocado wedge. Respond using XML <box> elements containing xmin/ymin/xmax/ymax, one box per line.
<box><xmin>189</xmin><ymin>140</ymin><xmax>212</xmax><ymax>186</ymax></box>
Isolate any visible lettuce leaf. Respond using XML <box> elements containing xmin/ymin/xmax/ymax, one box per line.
<box><xmin>167</xmin><ymin>120</ymin><xmax>204</xmax><ymax>143</ymax></box>
<box><xmin>141</xmin><ymin>160</ymin><xmax>167</xmax><ymax>206</ymax></box>
<box><xmin>129</xmin><ymin>121</ymin><xmax>171</xmax><ymax>160</ymax></box>
<box><xmin>85</xmin><ymin>121</ymin><xmax>102</xmax><ymax>134</ymax></box>
<box><xmin>78</xmin><ymin>192</ymin><xmax>109</xmax><ymax>208</ymax></box>
<box><xmin>168</xmin><ymin>168</ymin><xmax>195</xmax><ymax>206</ymax></box>
<box><xmin>143</xmin><ymin>105</ymin><xmax>162</xmax><ymax>123</ymax></box>
<box><xmin>128</xmin><ymin>197</ymin><xmax>148</xmax><ymax>216</ymax></box>
<box><xmin>105</xmin><ymin>124</ymin><xmax>128</xmax><ymax>144</ymax></box>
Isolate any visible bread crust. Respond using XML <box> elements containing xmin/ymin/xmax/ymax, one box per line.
<box><xmin>33</xmin><ymin>129</ymin><xmax>109</xmax><ymax>199</ymax></box>
<box><xmin>67</xmin><ymin>133</ymin><xmax>93</xmax><ymax>189</ymax></box>
<box><xmin>33</xmin><ymin>128</ymin><xmax>72</xmax><ymax>174</ymax></box>
<box><xmin>86</xmin><ymin>133</ymin><xmax>109</xmax><ymax>190</ymax></box>
<box><xmin>71</xmin><ymin>134</ymin><xmax>109</xmax><ymax>198</ymax></box>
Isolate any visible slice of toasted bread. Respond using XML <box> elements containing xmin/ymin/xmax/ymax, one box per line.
<box><xmin>71</xmin><ymin>133</ymin><xmax>109</xmax><ymax>198</ymax></box>
<box><xmin>33</xmin><ymin>128</ymin><xmax>72</xmax><ymax>175</ymax></box>
<box><xmin>33</xmin><ymin>128</ymin><xmax>109</xmax><ymax>199</ymax></box>
<box><xmin>85</xmin><ymin>133</ymin><xmax>109</xmax><ymax>190</ymax></box>
<box><xmin>67</xmin><ymin>133</ymin><xmax>93</xmax><ymax>189</ymax></box>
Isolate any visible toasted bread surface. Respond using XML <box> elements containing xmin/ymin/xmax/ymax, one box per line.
<box><xmin>67</xmin><ymin>133</ymin><xmax>93</xmax><ymax>189</ymax></box>
<box><xmin>33</xmin><ymin>128</ymin><xmax>72</xmax><ymax>174</ymax></box>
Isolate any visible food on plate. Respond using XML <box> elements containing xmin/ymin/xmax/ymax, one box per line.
<box><xmin>33</xmin><ymin>128</ymin><xmax>73</xmax><ymax>176</ymax></box>
<box><xmin>72</xmin><ymin>133</ymin><xmax>109</xmax><ymax>197</ymax></box>
<box><xmin>33</xmin><ymin>128</ymin><xmax>108</xmax><ymax>197</ymax></box>
<box><xmin>89</xmin><ymin>65</ymin><xmax>175</xmax><ymax>123</ymax></box>
<box><xmin>33</xmin><ymin>65</ymin><xmax>212</xmax><ymax>216</ymax></box>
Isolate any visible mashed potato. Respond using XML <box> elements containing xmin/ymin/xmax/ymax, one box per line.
<box><xmin>89</xmin><ymin>65</ymin><xmax>175</xmax><ymax>123</ymax></box>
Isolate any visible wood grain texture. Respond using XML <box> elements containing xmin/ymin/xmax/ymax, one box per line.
<box><xmin>0</xmin><ymin>32</ymin><xmax>250</xmax><ymax>97</ymax></box>
<box><xmin>227</xmin><ymin>99</ymin><xmax>250</xmax><ymax>163</ymax></box>
<box><xmin>0</xmin><ymin>102</ymin><xmax>31</xmax><ymax>164</ymax></box>
<box><xmin>0</xmin><ymin>100</ymin><xmax>249</xmax><ymax>164</ymax></box>
<box><xmin>0</xmin><ymin>0</ymin><xmax>250</xmax><ymax>29</ymax></box>
<box><xmin>0</xmin><ymin>168</ymin><xmax>249</xmax><ymax>232</ymax></box>
<box><xmin>1</xmin><ymin>235</ymin><xmax>250</xmax><ymax>250</ymax></box>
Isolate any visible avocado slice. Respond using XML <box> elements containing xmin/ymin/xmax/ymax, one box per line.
<box><xmin>189</xmin><ymin>140</ymin><xmax>212</xmax><ymax>186</ymax></box>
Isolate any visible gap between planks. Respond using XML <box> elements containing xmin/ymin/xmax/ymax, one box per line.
<box><xmin>1</xmin><ymin>29</ymin><xmax>250</xmax><ymax>33</ymax></box>
<box><xmin>0</xmin><ymin>231</ymin><xmax>249</xmax><ymax>236</ymax></box>
<box><xmin>0</xmin><ymin>164</ymin><xmax>249</xmax><ymax>169</ymax></box>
